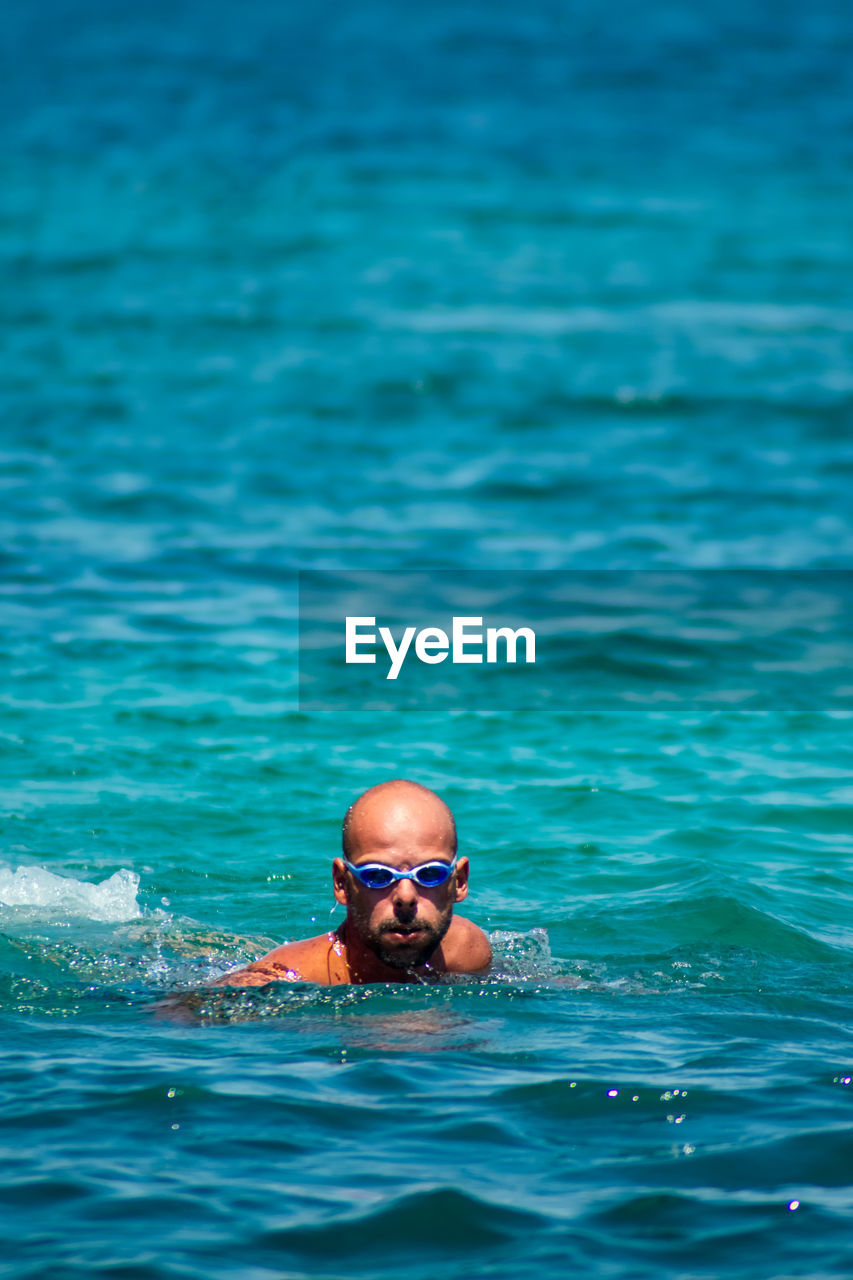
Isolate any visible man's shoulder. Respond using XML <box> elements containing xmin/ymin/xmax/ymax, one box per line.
<box><xmin>440</xmin><ymin>915</ymin><xmax>492</xmax><ymax>974</ymax></box>
<box><xmin>214</xmin><ymin>934</ymin><xmax>335</xmax><ymax>986</ymax></box>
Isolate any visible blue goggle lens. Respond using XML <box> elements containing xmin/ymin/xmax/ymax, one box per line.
<box><xmin>360</xmin><ymin>866</ymin><xmax>399</xmax><ymax>888</ymax></box>
<box><xmin>411</xmin><ymin>862</ymin><xmax>453</xmax><ymax>887</ymax></box>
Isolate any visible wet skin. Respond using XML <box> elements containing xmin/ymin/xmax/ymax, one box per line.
<box><xmin>215</xmin><ymin>782</ymin><xmax>491</xmax><ymax>986</ymax></box>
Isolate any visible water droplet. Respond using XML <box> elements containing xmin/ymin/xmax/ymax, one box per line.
<box><xmin>607</xmin><ymin>1089</ymin><xmax>618</xmax><ymax>1097</ymax></box>
<box><xmin>788</xmin><ymin>1200</ymin><xmax>800</xmax><ymax>1211</ymax></box>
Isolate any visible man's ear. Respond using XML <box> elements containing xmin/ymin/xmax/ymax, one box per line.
<box><xmin>453</xmin><ymin>856</ymin><xmax>470</xmax><ymax>903</ymax></box>
<box><xmin>332</xmin><ymin>858</ymin><xmax>349</xmax><ymax>906</ymax></box>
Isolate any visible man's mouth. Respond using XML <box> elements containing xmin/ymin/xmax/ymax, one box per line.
<box><xmin>372</xmin><ymin>922</ymin><xmax>442</xmax><ymax>970</ymax></box>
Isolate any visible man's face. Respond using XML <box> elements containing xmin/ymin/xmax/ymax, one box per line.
<box><xmin>332</xmin><ymin>790</ymin><xmax>468</xmax><ymax>970</ymax></box>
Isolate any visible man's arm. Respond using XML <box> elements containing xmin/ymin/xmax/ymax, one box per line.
<box><xmin>212</xmin><ymin>935</ymin><xmax>336</xmax><ymax>986</ymax></box>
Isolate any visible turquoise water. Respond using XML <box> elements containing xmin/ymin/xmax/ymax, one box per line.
<box><xmin>4</xmin><ymin>1</ymin><xmax>853</xmax><ymax>1276</ymax></box>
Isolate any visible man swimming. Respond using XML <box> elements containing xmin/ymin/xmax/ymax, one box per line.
<box><xmin>215</xmin><ymin>779</ymin><xmax>492</xmax><ymax>985</ymax></box>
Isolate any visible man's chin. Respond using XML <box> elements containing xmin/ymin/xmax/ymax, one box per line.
<box><xmin>373</xmin><ymin>929</ymin><xmax>439</xmax><ymax>970</ymax></box>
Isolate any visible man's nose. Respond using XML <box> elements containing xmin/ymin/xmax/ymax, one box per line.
<box><xmin>392</xmin><ymin>876</ymin><xmax>418</xmax><ymax>910</ymax></box>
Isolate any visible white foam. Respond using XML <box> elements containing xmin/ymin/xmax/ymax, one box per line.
<box><xmin>0</xmin><ymin>863</ymin><xmax>142</xmax><ymax>923</ymax></box>
<box><xmin>489</xmin><ymin>927</ymin><xmax>553</xmax><ymax>978</ymax></box>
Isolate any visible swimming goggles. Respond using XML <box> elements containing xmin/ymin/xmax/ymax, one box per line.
<box><xmin>342</xmin><ymin>856</ymin><xmax>457</xmax><ymax>890</ymax></box>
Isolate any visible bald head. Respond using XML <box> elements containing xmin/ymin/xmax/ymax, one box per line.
<box><xmin>342</xmin><ymin>780</ymin><xmax>457</xmax><ymax>862</ymax></box>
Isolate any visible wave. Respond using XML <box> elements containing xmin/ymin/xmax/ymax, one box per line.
<box><xmin>255</xmin><ymin>1184</ymin><xmax>547</xmax><ymax>1259</ymax></box>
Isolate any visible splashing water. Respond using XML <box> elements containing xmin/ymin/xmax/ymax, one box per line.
<box><xmin>0</xmin><ymin>864</ymin><xmax>142</xmax><ymax>924</ymax></box>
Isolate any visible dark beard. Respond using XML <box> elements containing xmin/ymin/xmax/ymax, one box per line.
<box><xmin>372</xmin><ymin>922</ymin><xmax>444</xmax><ymax>970</ymax></box>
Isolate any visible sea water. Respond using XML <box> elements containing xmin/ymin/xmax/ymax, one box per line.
<box><xmin>3</xmin><ymin>0</ymin><xmax>853</xmax><ymax>1276</ymax></box>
